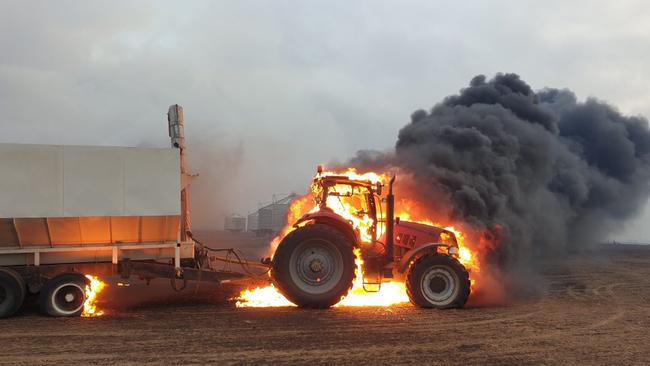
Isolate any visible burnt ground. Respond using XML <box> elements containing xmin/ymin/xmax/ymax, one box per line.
<box><xmin>2</xmin><ymin>244</ymin><xmax>649</xmax><ymax>365</ymax></box>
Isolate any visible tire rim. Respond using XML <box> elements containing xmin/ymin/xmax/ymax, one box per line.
<box><xmin>289</xmin><ymin>238</ymin><xmax>344</xmax><ymax>295</ymax></box>
<box><xmin>421</xmin><ymin>265</ymin><xmax>459</xmax><ymax>306</ymax></box>
<box><xmin>51</xmin><ymin>283</ymin><xmax>85</xmax><ymax>315</ymax></box>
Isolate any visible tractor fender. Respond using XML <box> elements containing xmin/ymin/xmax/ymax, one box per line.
<box><xmin>397</xmin><ymin>243</ymin><xmax>454</xmax><ymax>273</ymax></box>
<box><xmin>294</xmin><ymin>211</ymin><xmax>358</xmax><ymax>246</ymax></box>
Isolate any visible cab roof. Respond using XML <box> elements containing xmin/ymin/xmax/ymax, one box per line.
<box><xmin>312</xmin><ymin>175</ymin><xmax>376</xmax><ymax>189</ymax></box>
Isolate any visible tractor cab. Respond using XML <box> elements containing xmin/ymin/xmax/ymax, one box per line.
<box><xmin>304</xmin><ymin>173</ymin><xmax>382</xmax><ymax>244</ymax></box>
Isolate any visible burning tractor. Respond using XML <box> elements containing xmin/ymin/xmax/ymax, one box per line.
<box><xmin>271</xmin><ymin>167</ymin><xmax>471</xmax><ymax>309</ymax></box>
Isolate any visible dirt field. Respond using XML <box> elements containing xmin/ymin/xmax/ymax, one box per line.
<box><xmin>2</xmin><ymin>245</ymin><xmax>649</xmax><ymax>365</ymax></box>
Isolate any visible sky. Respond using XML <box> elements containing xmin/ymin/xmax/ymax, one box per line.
<box><xmin>1</xmin><ymin>1</ymin><xmax>649</xmax><ymax>240</ymax></box>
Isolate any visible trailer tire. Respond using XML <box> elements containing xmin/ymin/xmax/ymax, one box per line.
<box><xmin>39</xmin><ymin>273</ymin><xmax>89</xmax><ymax>317</ymax></box>
<box><xmin>0</xmin><ymin>267</ymin><xmax>26</xmax><ymax>318</ymax></box>
<box><xmin>406</xmin><ymin>254</ymin><xmax>470</xmax><ymax>309</ymax></box>
<box><xmin>272</xmin><ymin>224</ymin><xmax>355</xmax><ymax>308</ymax></box>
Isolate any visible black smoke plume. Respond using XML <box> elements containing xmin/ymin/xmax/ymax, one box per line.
<box><xmin>353</xmin><ymin>73</ymin><xmax>650</xmax><ymax>271</ymax></box>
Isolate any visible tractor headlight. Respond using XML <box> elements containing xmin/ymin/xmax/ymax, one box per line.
<box><xmin>447</xmin><ymin>246</ymin><xmax>459</xmax><ymax>256</ymax></box>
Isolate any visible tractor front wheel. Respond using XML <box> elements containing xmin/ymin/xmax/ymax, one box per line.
<box><xmin>406</xmin><ymin>254</ymin><xmax>470</xmax><ymax>309</ymax></box>
<box><xmin>272</xmin><ymin>224</ymin><xmax>355</xmax><ymax>308</ymax></box>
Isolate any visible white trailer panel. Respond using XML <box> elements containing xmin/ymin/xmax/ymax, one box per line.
<box><xmin>62</xmin><ymin>146</ymin><xmax>125</xmax><ymax>216</ymax></box>
<box><xmin>0</xmin><ymin>145</ymin><xmax>62</xmax><ymax>218</ymax></box>
<box><xmin>0</xmin><ymin>143</ymin><xmax>186</xmax><ymax>266</ymax></box>
<box><xmin>0</xmin><ymin>144</ymin><xmax>180</xmax><ymax>218</ymax></box>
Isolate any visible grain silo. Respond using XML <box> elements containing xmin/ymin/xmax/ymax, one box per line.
<box><xmin>224</xmin><ymin>214</ymin><xmax>246</xmax><ymax>232</ymax></box>
<box><xmin>247</xmin><ymin>193</ymin><xmax>296</xmax><ymax>235</ymax></box>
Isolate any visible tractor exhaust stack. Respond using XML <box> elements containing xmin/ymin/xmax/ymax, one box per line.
<box><xmin>385</xmin><ymin>175</ymin><xmax>396</xmax><ymax>263</ymax></box>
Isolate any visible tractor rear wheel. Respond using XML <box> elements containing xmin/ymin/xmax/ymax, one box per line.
<box><xmin>272</xmin><ymin>224</ymin><xmax>355</xmax><ymax>308</ymax></box>
<box><xmin>0</xmin><ymin>267</ymin><xmax>26</xmax><ymax>318</ymax></box>
<box><xmin>406</xmin><ymin>254</ymin><xmax>470</xmax><ymax>309</ymax></box>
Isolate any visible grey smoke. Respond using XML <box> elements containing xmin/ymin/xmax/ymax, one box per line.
<box><xmin>354</xmin><ymin>73</ymin><xmax>650</xmax><ymax>269</ymax></box>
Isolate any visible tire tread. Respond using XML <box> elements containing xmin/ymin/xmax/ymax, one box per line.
<box><xmin>272</xmin><ymin>224</ymin><xmax>355</xmax><ymax>308</ymax></box>
<box><xmin>0</xmin><ymin>267</ymin><xmax>26</xmax><ymax>318</ymax></box>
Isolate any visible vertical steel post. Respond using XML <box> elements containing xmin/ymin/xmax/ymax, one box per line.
<box><xmin>168</xmin><ymin>105</ymin><xmax>190</xmax><ymax>243</ymax></box>
<box><xmin>174</xmin><ymin>244</ymin><xmax>181</xmax><ymax>269</ymax></box>
<box><xmin>385</xmin><ymin>175</ymin><xmax>396</xmax><ymax>263</ymax></box>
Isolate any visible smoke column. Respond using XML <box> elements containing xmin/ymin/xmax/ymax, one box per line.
<box><xmin>353</xmin><ymin>73</ymin><xmax>650</xmax><ymax>273</ymax></box>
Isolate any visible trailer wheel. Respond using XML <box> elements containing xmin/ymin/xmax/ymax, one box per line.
<box><xmin>0</xmin><ymin>267</ymin><xmax>26</xmax><ymax>318</ymax></box>
<box><xmin>272</xmin><ymin>224</ymin><xmax>355</xmax><ymax>308</ymax></box>
<box><xmin>406</xmin><ymin>254</ymin><xmax>470</xmax><ymax>309</ymax></box>
<box><xmin>39</xmin><ymin>273</ymin><xmax>89</xmax><ymax>317</ymax></box>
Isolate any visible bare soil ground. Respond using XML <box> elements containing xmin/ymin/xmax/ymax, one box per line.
<box><xmin>2</xmin><ymin>245</ymin><xmax>649</xmax><ymax>365</ymax></box>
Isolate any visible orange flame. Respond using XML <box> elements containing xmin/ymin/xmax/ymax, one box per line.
<box><xmin>319</xmin><ymin>169</ymin><xmax>386</xmax><ymax>244</ymax></box>
<box><xmin>336</xmin><ymin>248</ymin><xmax>409</xmax><ymax>306</ymax></box>
<box><xmin>236</xmin><ymin>285</ymin><xmax>295</xmax><ymax>307</ymax></box>
<box><xmin>82</xmin><ymin>275</ymin><xmax>106</xmax><ymax>317</ymax></box>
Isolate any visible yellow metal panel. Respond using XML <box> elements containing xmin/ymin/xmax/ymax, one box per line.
<box><xmin>165</xmin><ymin>215</ymin><xmax>180</xmax><ymax>241</ymax></box>
<box><xmin>48</xmin><ymin>217</ymin><xmax>82</xmax><ymax>245</ymax></box>
<box><xmin>14</xmin><ymin>218</ymin><xmax>50</xmax><ymax>246</ymax></box>
<box><xmin>79</xmin><ymin>216</ymin><xmax>112</xmax><ymax>244</ymax></box>
<box><xmin>141</xmin><ymin>216</ymin><xmax>166</xmax><ymax>242</ymax></box>
<box><xmin>110</xmin><ymin>216</ymin><xmax>140</xmax><ymax>243</ymax></box>
<box><xmin>0</xmin><ymin>219</ymin><xmax>19</xmax><ymax>247</ymax></box>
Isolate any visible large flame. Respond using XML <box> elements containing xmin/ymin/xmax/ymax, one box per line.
<box><xmin>237</xmin><ymin>285</ymin><xmax>295</xmax><ymax>307</ymax></box>
<box><xmin>82</xmin><ymin>275</ymin><xmax>106</xmax><ymax>317</ymax></box>
<box><xmin>336</xmin><ymin>248</ymin><xmax>409</xmax><ymax>306</ymax></box>
<box><xmin>237</xmin><ymin>168</ymin><xmax>484</xmax><ymax>308</ymax></box>
<box><xmin>319</xmin><ymin>169</ymin><xmax>386</xmax><ymax>244</ymax></box>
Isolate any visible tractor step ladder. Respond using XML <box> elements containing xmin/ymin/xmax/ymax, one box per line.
<box><xmin>362</xmin><ymin>274</ymin><xmax>383</xmax><ymax>292</ymax></box>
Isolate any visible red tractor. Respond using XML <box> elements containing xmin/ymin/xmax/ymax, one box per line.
<box><xmin>271</xmin><ymin>168</ymin><xmax>471</xmax><ymax>309</ymax></box>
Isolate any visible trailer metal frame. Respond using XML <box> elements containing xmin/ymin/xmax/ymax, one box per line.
<box><xmin>0</xmin><ymin>105</ymin><xmax>264</xmax><ymax>318</ymax></box>
<box><xmin>0</xmin><ymin>242</ymin><xmax>187</xmax><ymax>268</ymax></box>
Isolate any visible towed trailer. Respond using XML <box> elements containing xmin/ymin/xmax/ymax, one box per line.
<box><xmin>0</xmin><ymin>105</ymin><xmax>264</xmax><ymax>318</ymax></box>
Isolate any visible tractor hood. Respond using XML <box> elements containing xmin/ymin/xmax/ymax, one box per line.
<box><xmin>397</xmin><ymin>221</ymin><xmax>448</xmax><ymax>237</ymax></box>
<box><xmin>394</xmin><ymin>220</ymin><xmax>458</xmax><ymax>247</ymax></box>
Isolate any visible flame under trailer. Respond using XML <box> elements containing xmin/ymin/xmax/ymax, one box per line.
<box><xmin>0</xmin><ymin>105</ymin><xmax>256</xmax><ymax>318</ymax></box>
